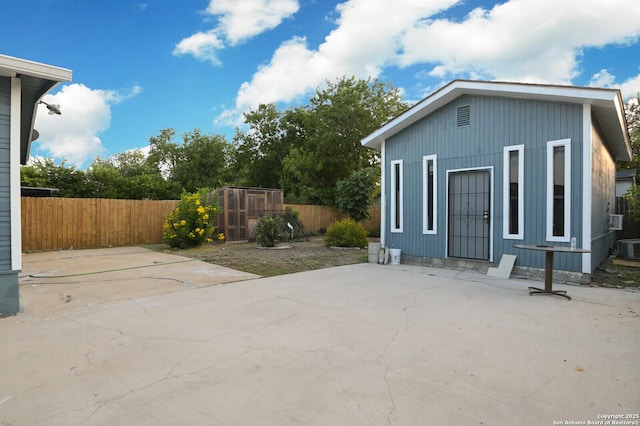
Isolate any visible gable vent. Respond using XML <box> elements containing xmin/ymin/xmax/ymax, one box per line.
<box><xmin>456</xmin><ymin>105</ymin><xmax>471</xmax><ymax>127</ymax></box>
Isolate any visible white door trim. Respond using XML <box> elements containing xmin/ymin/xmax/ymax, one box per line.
<box><xmin>446</xmin><ymin>166</ymin><xmax>494</xmax><ymax>262</ymax></box>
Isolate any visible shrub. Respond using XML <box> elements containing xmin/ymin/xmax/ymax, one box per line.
<box><xmin>324</xmin><ymin>218</ymin><xmax>368</xmax><ymax>248</ymax></box>
<box><xmin>256</xmin><ymin>215</ymin><xmax>288</xmax><ymax>247</ymax></box>
<box><xmin>163</xmin><ymin>188</ymin><xmax>221</xmax><ymax>249</ymax></box>
<box><xmin>282</xmin><ymin>206</ymin><xmax>306</xmax><ymax>240</ymax></box>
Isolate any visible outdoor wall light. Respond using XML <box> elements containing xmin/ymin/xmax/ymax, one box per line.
<box><xmin>38</xmin><ymin>100</ymin><xmax>62</xmax><ymax>115</ymax></box>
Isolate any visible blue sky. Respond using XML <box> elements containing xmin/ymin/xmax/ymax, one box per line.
<box><xmin>2</xmin><ymin>0</ymin><xmax>640</xmax><ymax>167</ymax></box>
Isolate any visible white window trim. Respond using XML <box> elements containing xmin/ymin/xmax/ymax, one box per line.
<box><xmin>546</xmin><ymin>138</ymin><xmax>571</xmax><ymax>242</ymax></box>
<box><xmin>390</xmin><ymin>159</ymin><xmax>403</xmax><ymax>233</ymax></box>
<box><xmin>423</xmin><ymin>155</ymin><xmax>437</xmax><ymax>234</ymax></box>
<box><xmin>503</xmin><ymin>145</ymin><xmax>524</xmax><ymax>240</ymax></box>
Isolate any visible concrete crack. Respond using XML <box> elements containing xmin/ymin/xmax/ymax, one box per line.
<box><xmin>321</xmin><ymin>350</ymin><xmax>373</xmax><ymax>425</ymax></box>
<box><xmin>62</xmin><ymin>316</ymin><xmax>125</xmax><ymax>340</ymax></box>
<box><xmin>142</xmin><ymin>276</ymin><xmax>198</xmax><ymax>288</ymax></box>
<box><xmin>383</xmin><ymin>365</ymin><xmax>396</xmax><ymax>426</ymax></box>
<box><xmin>376</xmin><ymin>294</ymin><xmax>420</xmax><ymax>426</ymax></box>
<box><xmin>79</xmin><ymin>358</ymin><xmax>184</xmax><ymax>425</ymax></box>
<box><xmin>129</xmin><ymin>299</ymin><xmax>153</xmax><ymax>320</ymax></box>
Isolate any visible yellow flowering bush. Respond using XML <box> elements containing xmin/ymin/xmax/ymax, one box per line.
<box><xmin>163</xmin><ymin>188</ymin><xmax>220</xmax><ymax>248</ymax></box>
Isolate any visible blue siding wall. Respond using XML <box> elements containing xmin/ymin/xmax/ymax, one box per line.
<box><xmin>384</xmin><ymin>94</ymin><xmax>585</xmax><ymax>272</ymax></box>
<box><xmin>0</xmin><ymin>78</ymin><xmax>11</xmax><ymax>272</ymax></box>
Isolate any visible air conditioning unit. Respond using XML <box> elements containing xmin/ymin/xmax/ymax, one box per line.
<box><xmin>608</xmin><ymin>214</ymin><xmax>623</xmax><ymax>231</ymax></box>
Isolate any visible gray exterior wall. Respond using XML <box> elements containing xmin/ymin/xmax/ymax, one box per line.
<box><xmin>384</xmin><ymin>94</ymin><xmax>586</xmax><ymax>272</ymax></box>
<box><xmin>590</xmin><ymin>116</ymin><xmax>617</xmax><ymax>273</ymax></box>
<box><xmin>0</xmin><ymin>78</ymin><xmax>11</xmax><ymax>272</ymax></box>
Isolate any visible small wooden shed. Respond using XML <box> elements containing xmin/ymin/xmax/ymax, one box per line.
<box><xmin>212</xmin><ymin>187</ymin><xmax>284</xmax><ymax>242</ymax></box>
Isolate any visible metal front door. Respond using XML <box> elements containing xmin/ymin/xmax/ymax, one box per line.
<box><xmin>448</xmin><ymin>170</ymin><xmax>490</xmax><ymax>260</ymax></box>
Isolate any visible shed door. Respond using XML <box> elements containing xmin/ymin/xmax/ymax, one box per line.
<box><xmin>448</xmin><ymin>170</ymin><xmax>490</xmax><ymax>260</ymax></box>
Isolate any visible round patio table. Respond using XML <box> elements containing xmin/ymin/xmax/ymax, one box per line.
<box><xmin>513</xmin><ymin>245</ymin><xmax>591</xmax><ymax>300</ymax></box>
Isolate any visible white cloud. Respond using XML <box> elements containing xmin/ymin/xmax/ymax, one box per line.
<box><xmin>399</xmin><ymin>0</ymin><xmax>640</xmax><ymax>83</ymax></box>
<box><xmin>33</xmin><ymin>83</ymin><xmax>142</xmax><ymax>167</ymax></box>
<box><xmin>589</xmin><ymin>69</ymin><xmax>617</xmax><ymax>88</ymax></box>
<box><xmin>221</xmin><ymin>0</ymin><xmax>640</xmax><ymax>122</ymax></box>
<box><xmin>221</xmin><ymin>0</ymin><xmax>457</xmax><ymax>123</ymax></box>
<box><xmin>618</xmin><ymin>72</ymin><xmax>640</xmax><ymax>100</ymax></box>
<box><xmin>207</xmin><ymin>0</ymin><xmax>300</xmax><ymax>44</ymax></box>
<box><xmin>173</xmin><ymin>0</ymin><xmax>299</xmax><ymax>64</ymax></box>
<box><xmin>173</xmin><ymin>31</ymin><xmax>225</xmax><ymax>65</ymax></box>
<box><xmin>588</xmin><ymin>68</ymin><xmax>640</xmax><ymax>100</ymax></box>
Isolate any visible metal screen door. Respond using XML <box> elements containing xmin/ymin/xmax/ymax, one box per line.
<box><xmin>448</xmin><ymin>170</ymin><xmax>490</xmax><ymax>260</ymax></box>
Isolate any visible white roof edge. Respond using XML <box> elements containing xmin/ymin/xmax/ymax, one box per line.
<box><xmin>361</xmin><ymin>80</ymin><xmax>622</xmax><ymax>149</ymax></box>
<box><xmin>0</xmin><ymin>54</ymin><xmax>72</xmax><ymax>82</ymax></box>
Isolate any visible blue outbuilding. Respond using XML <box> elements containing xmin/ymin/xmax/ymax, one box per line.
<box><xmin>361</xmin><ymin>80</ymin><xmax>632</xmax><ymax>279</ymax></box>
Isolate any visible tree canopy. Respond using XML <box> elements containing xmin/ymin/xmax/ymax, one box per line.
<box><xmin>21</xmin><ymin>76</ymin><xmax>407</xmax><ymax>204</ymax></box>
<box><xmin>281</xmin><ymin>76</ymin><xmax>407</xmax><ymax>204</ymax></box>
<box><xmin>621</xmin><ymin>95</ymin><xmax>640</xmax><ymax>174</ymax></box>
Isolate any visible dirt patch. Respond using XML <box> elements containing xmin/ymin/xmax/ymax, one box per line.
<box><xmin>591</xmin><ymin>256</ymin><xmax>640</xmax><ymax>288</ymax></box>
<box><xmin>147</xmin><ymin>237</ymin><xmax>370</xmax><ymax>277</ymax></box>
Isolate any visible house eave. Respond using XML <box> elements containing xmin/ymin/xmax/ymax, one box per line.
<box><xmin>0</xmin><ymin>54</ymin><xmax>72</xmax><ymax>82</ymax></box>
<box><xmin>0</xmin><ymin>54</ymin><xmax>73</xmax><ymax>164</ymax></box>
<box><xmin>361</xmin><ymin>80</ymin><xmax>632</xmax><ymax>161</ymax></box>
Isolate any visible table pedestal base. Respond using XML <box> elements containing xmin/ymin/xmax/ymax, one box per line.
<box><xmin>528</xmin><ymin>286</ymin><xmax>571</xmax><ymax>300</ymax></box>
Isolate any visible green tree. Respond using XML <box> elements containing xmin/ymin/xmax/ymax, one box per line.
<box><xmin>618</xmin><ymin>94</ymin><xmax>640</xmax><ymax>220</ymax></box>
<box><xmin>621</xmin><ymin>95</ymin><xmax>640</xmax><ymax>173</ymax></box>
<box><xmin>147</xmin><ymin>128</ymin><xmax>180</xmax><ymax>176</ymax></box>
<box><xmin>231</xmin><ymin>104</ymin><xmax>309</xmax><ymax>191</ymax></box>
<box><xmin>172</xmin><ymin>130</ymin><xmax>232</xmax><ymax>191</ymax></box>
<box><xmin>114</xmin><ymin>149</ymin><xmax>181</xmax><ymax>199</ymax></box>
<box><xmin>335</xmin><ymin>168</ymin><xmax>379</xmax><ymax>222</ymax></box>
<box><xmin>20</xmin><ymin>158</ymin><xmax>89</xmax><ymax>197</ymax></box>
<box><xmin>20</xmin><ymin>164</ymin><xmax>48</xmax><ymax>188</ymax></box>
<box><xmin>86</xmin><ymin>151</ymin><xmax>181</xmax><ymax>200</ymax></box>
<box><xmin>148</xmin><ymin>128</ymin><xmax>233</xmax><ymax>193</ymax></box>
<box><xmin>232</xmin><ymin>104</ymin><xmax>286</xmax><ymax>188</ymax></box>
<box><xmin>85</xmin><ymin>158</ymin><xmax>124</xmax><ymax>198</ymax></box>
<box><xmin>282</xmin><ymin>76</ymin><xmax>407</xmax><ymax>205</ymax></box>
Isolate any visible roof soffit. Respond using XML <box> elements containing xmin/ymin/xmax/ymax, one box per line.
<box><xmin>0</xmin><ymin>55</ymin><xmax>73</xmax><ymax>164</ymax></box>
<box><xmin>0</xmin><ymin>54</ymin><xmax>72</xmax><ymax>82</ymax></box>
<box><xmin>361</xmin><ymin>80</ymin><xmax>631</xmax><ymax>160</ymax></box>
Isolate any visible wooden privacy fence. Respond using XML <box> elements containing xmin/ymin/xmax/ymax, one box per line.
<box><xmin>21</xmin><ymin>197</ymin><xmax>178</xmax><ymax>252</ymax></box>
<box><xmin>285</xmin><ymin>203</ymin><xmax>381</xmax><ymax>235</ymax></box>
<box><xmin>21</xmin><ymin>197</ymin><xmax>381</xmax><ymax>252</ymax></box>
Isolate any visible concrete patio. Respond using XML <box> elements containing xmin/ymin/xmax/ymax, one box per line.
<box><xmin>1</xmin><ymin>247</ymin><xmax>639</xmax><ymax>425</ymax></box>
